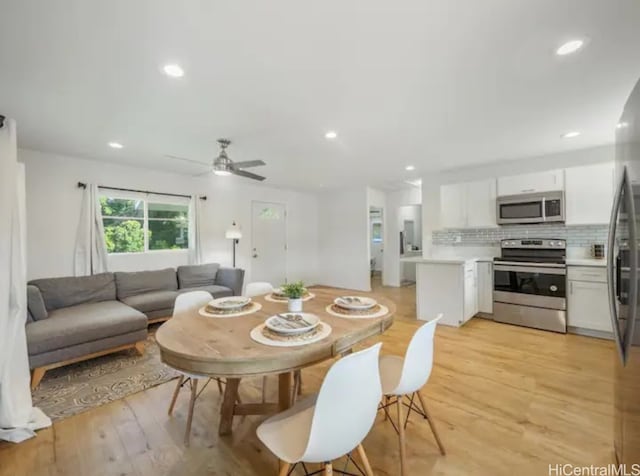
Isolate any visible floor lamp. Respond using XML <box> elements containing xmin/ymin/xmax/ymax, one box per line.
<box><xmin>225</xmin><ymin>222</ymin><xmax>242</xmax><ymax>268</ymax></box>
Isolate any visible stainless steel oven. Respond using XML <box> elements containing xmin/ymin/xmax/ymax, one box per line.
<box><xmin>493</xmin><ymin>239</ymin><xmax>567</xmax><ymax>333</ymax></box>
<box><xmin>496</xmin><ymin>191</ymin><xmax>565</xmax><ymax>225</ymax></box>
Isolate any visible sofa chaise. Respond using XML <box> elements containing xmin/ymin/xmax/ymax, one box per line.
<box><xmin>26</xmin><ymin>263</ymin><xmax>244</xmax><ymax>389</ymax></box>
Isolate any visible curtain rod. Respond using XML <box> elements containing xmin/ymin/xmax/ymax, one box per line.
<box><xmin>77</xmin><ymin>182</ymin><xmax>207</xmax><ymax>200</ymax></box>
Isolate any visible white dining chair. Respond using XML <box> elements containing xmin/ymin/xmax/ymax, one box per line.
<box><xmin>257</xmin><ymin>343</ymin><xmax>383</xmax><ymax>476</ymax></box>
<box><xmin>377</xmin><ymin>314</ymin><xmax>445</xmax><ymax>476</ymax></box>
<box><xmin>245</xmin><ymin>281</ymin><xmax>303</xmax><ymax>403</ymax></box>
<box><xmin>167</xmin><ymin>290</ymin><xmax>225</xmax><ymax>445</ymax></box>
<box><xmin>245</xmin><ymin>281</ymin><xmax>274</xmax><ymax>297</ymax></box>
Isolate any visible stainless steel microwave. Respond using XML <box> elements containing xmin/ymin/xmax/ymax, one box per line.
<box><xmin>496</xmin><ymin>191</ymin><xmax>565</xmax><ymax>225</ymax></box>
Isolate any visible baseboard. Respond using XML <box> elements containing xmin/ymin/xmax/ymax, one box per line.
<box><xmin>567</xmin><ymin>326</ymin><xmax>613</xmax><ymax>340</ymax></box>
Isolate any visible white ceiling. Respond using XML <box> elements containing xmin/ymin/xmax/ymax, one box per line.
<box><xmin>1</xmin><ymin>0</ymin><xmax>639</xmax><ymax>190</ymax></box>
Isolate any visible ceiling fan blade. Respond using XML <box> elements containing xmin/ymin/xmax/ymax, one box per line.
<box><xmin>165</xmin><ymin>154</ymin><xmax>210</xmax><ymax>167</ymax></box>
<box><xmin>232</xmin><ymin>169</ymin><xmax>266</xmax><ymax>181</ymax></box>
<box><xmin>233</xmin><ymin>160</ymin><xmax>266</xmax><ymax>169</ymax></box>
<box><xmin>193</xmin><ymin>169</ymin><xmax>213</xmax><ymax>177</ymax></box>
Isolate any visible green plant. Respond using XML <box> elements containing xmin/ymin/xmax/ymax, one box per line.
<box><xmin>280</xmin><ymin>281</ymin><xmax>306</xmax><ymax>299</ymax></box>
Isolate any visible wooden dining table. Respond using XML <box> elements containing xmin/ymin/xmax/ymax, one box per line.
<box><xmin>155</xmin><ymin>287</ymin><xmax>396</xmax><ymax>435</ymax></box>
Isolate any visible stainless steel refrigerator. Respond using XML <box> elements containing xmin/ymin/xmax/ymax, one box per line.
<box><xmin>609</xmin><ymin>76</ymin><xmax>640</xmax><ymax>465</ymax></box>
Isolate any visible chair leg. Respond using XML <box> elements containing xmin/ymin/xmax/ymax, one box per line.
<box><xmin>278</xmin><ymin>461</ymin><xmax>291</xmax><ymax>476</ymax></box>
<box><xmin>168</xmin><ymin>375</ymin><xmax>185</xmax><ymax>416</ymax></box>
<box><xmin>416</xmin><ymin>391</ymin><xmax>446</xmax><ymax>455</ymax></box>
<box><xmin>216</xmin><ymin>378</ymin><xmax>223</xmax><ymax>394</ymax></box>
<box><xmin>262</xmin><ymin>376</ymin><xmax>268</xmax><ymax>403</ymax></box>
<box><xmin>383</xmin><ymin>395</ymin><xmax>390</xmax><ymax>420</ymax></box>
<box><xmin>184</xmin><ymin>379</ymin><xmax>198</xmax><ymax>446</ymax></box>
<box><xmin>396</xmin><ymin>397</ymin><xmax>407</xmax><ymax>476</ymax></box>
<box><xmin>356</xmin><ymin>444</ymin><xmax>374</xmax><ymax>476</ymax></box>
<box><xmin>324</xmin><ymin>463</ymin><xmax>333</xmax><ymax>475</ymax></box>
<box><xmin>30</xmin><ymin>367</ymin><xmax>46</xmax><ymax>390</ymax></box>
<box><xmin>295</xmin><ymin>370</ymin><xmax>302</xmax><ymax>395</ymax></box>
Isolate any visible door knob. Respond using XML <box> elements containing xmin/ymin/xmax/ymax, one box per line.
<box><xmin>253</xmin><ymin>253</ymin><xmax>258</xmax><ymax>258</ymax></box>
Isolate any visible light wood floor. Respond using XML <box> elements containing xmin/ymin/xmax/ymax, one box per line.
<box><xmin>0</xmin><ymin>281</ymin><xmax>615</xmax><ymax>475</ymax></box>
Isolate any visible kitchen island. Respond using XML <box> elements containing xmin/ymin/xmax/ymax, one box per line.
<box><xmin>401</xmin><ymin>256</ymin><xmax>494</xmax><ymax>326</ymax></box>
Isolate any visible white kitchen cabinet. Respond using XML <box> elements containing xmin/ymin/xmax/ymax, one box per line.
<box><xmin>440</xmin><ymin>179</ymin><xmax>497</xmax><ymax>229</ymax></box>
<box><xmin>497</xmin><ymin>169</ymin><xmax>564</xmax><ymax>196</ymax></box>
<box><xmin>567</xmin><ymin>266</ymin><xmax>612</xmax><ymax>333</ymax></box>
<box><xmin>565</xmin><ymin>162</ymin><xmax>615</xmax><ymax>225</ymax></box>
<box><xmin>465</xmin><ymin>179</ymin><xmax>497</xmax><ymax>227</ymax></box>
<box><xmin>476</xmin><ymin>261</ymin><xmax>493</xmax><ymax>314</ymax></box>
<box><xmin>440</xmin><ymin>183</ymin><xmax>466</xmax><ymax>229</ymax></box>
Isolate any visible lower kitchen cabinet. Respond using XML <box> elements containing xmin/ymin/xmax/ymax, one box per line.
<box><xmin>567</xmin><ymin>266</ymin><xmax>612</xmax><ymax>333</ymax></box>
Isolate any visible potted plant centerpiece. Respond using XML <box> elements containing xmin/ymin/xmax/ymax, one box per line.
<box><xmin>281</xmin><ymin>281</ymin><xmax>306</xmax><ymax>312</ymax></box>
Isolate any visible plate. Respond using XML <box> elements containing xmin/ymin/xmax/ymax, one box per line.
<box><xmin>265</xmin><ymin>313</ymin><xmax>320</xmax><ymax>335</ymax></box>
<box><xmin>334</xmin><ymin>296</ymin><xmax>377</xmax><ymax>310</ymax></box>
<box><xmin>209</xmin><ymin>296</ymin><xmax>251</xmax><ymax>310</ymax></box>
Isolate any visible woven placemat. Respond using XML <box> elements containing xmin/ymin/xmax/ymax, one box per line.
<box><xmin>250</xmin><ymin>322</ymin><xmax>332</xmax><ymax>347</ymax></box>
<box><xmin>325</xmin><ymin>303</ymin><xmax>389</xmax><ymax>319</ymax></box>
<box><xmin>264</xmin><ymin>292</ymin><xmax>316</xmax><ymax>303</ymax></box>
<box><xmin>198</xmin><ymin>301</ymin><xmax>262</xmax><ymax>318</ymax></box>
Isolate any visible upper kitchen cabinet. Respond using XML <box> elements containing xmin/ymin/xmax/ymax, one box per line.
<box><xmin>497</xmin><ymin>169</ymin><xmax>564</xmax><ymax>196</ymax></box>
<box><xmin>565</xmin><ymin>162</ymin><xmax>615</xmax><ymax>225</ymax></box>
<box><xmin>440</xmin><ymin>179</ymin><xmax>497</xmax><ymax>229</ymax></box>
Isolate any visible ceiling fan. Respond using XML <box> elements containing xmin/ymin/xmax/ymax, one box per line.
<box><xmin>166</xmin><ymin>138</ymin><xmax>267</xmax><ymax>181</ymax></box>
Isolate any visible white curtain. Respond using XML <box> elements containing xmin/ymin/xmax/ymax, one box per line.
<box><xmin>0</xmin><ymin>118</ymin><xmax>51</xmax><ymax>443</ymax></box>
<box><xmin>74</xmin><ymin>183</ymin><xmax>108</xmax><ymax>276</ymax></box>
<box><xmin>188</xmin><ymin>195</ymin><xmax>203</xmax><ymax>264</ymax></box>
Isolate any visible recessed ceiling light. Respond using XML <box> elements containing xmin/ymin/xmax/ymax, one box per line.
<box><xmin>405</xmin><ymin>165</ymin><xmax>415</xmax><ymax>171</ymax></box>
<box><xmin>617</xmin><ymin>122</ymin><xmax>629</xmax><ymax>129</ymax></box>
<box><xmin>561</xmin><ymin>131</ymin><xmax>581</xmax><ymax>139</ymax></box>
<box><xmin>556</xmin><ymin>39</ymin><xmax>584</xmax><ymax>56</ymax></box>
<box><xmin>325</xmin><ymin>131</ymin><xmax>337</xmax><ymax>140</ymax></box>
<box><xmin>163</xmin><ymin>64</ymin><xmax>184</xmax><ymax>78</ymax></box>
<box><xmin>108</xmin><ymin>141</ymin><xmax>123</xmax><ymax>149</ymax></box>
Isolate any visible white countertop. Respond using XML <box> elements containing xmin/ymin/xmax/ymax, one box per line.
<box><xmin>400</xmin><ymin>256</ymin><xmax>495</xmax><ymax>265</ymax></box>
<box><xmin>566</xmin><ymin>258</ymin><xmax>607</xmax><ymax>267</ymax></box>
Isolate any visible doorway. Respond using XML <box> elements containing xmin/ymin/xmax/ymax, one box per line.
<box><xmin>399</xmin><ymin>204</ymin><xmax>422</xmax><ymax>286</ymax></box>
<box><xmin>251</xmin><ymin>201</ymin><xmax>287</xmax><ymax>286</ymax></box>
<box><xmin>369</xmin><ymin>207</ymin><xmax>384</xmax><ymax>287</ymax></box>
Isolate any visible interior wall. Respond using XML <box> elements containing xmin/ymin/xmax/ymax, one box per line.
<box><xmin>317</xmin><ymin>187</ymin><xmax>370</xmax><ymax>291</ymax></box>
<box><xmin>20</xmin><ymin>148</ymin><xmax>319</xmax><ymax>285</ymax></box>
<box><xmin>383</xmin><ymin>186</ymin><xmax>422</xmax><ymax>287</ymax></box>
<box><xmin>421</xmin><ymin>144</ymin><xmax>616</xmax><ymax>254</ymax></box>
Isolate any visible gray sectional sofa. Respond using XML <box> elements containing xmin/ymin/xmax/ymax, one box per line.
<box><xmin>26</xmin><ymin>263</ymin><xmax>244</xmax><ymax>389</ymax></box>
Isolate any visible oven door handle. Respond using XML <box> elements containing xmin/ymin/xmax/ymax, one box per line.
<box><xmin>494</xmin><ymin>261</ymin><xmax>566</xmax><ymax>268</ymax></box>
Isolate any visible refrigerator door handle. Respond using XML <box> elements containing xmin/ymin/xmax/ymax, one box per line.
<box><xmin>623</xmin><ymin>167</ymin><xmax>638</xmax><ymax>361</ymax></box>
<box><xmin>608</xmin><ymin>166</ymin><xmax>626</xmax><ymax>363</ymax></box>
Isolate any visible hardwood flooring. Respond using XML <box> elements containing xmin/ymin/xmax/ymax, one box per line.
<box><xmin>0</xmin><ymin>281</ymin><xmax>615</xmax><ymax>475</ymax></box>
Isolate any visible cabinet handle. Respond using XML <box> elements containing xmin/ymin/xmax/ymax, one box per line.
<box><xmin>570</xmin><ymin>282</ymin><xmax>573</xmax><ymax>295</ymax></box>
<box><xmin>521</xmin><ymin>188</ymin><xmax>535</xmax><ymax>193</ymax></box>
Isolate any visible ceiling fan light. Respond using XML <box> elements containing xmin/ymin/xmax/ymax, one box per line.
<box><xmin>214</xmin><ymin>169</ymin><xmax>232</xmax><ymax>176</ymax></box>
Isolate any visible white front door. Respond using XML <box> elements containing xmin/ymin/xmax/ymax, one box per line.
<box><xmin>251</xmin><ymin>201</ymin><xmax>287</xmax><ymax>286</ymax></box>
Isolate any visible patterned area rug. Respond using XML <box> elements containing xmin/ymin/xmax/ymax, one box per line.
<box><xmin>32</xmin><ymin>333</ymin><xmax>179</xmax><ymax>421</ymax></box>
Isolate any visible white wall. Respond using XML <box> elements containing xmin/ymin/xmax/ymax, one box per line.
<box><xmin>421</xmin><ymin>144</ymin><xmax>616</xmax><ymax>253</ymax></box>
<box><xmin>383</xmin><ymin>186</ymin><xmax>422</xmax><ymax>286</ymax></box>
<box><xmin>317</xmin><ymin>187</ymin><xmax>370</xmax><ymax>291</ymax></box>
<box><xmin>20</xmin><ymin>149</ymin><xmax>319</xmax><ymax>285</ymax></box>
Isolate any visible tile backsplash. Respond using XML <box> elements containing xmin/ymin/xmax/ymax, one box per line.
<box><xmin>432</xmin><ymin>224</ymin><xmax>608</xmax><ymax>247</ymax></box>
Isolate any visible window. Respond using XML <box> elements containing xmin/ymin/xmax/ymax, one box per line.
<box><xmin>100</xmin><ymin>195</ymin><xmax>189</xmax><ymax>254</ymax></box>
<box><xmin>371</xmin><ymin>222</ymin><xmax>383</xmax><ymax>243</ymax></box>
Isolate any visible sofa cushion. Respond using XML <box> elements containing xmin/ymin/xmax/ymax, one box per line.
<box><xmin>26</xmin><ymin>301</ymin><xmax>147</xmax><ymax>355</ymax></box>
<box><xmin>115</xmin><ymin>268</ymin><xmax>178</xmax><ymax>300</ymax></box>
<box><xmin>178</xmin><ymin>285</ymin><xmax>233</xmax><ymax>299</ymax></box>
<box><xmin>27</xmin><ymin>284</ymin><xmax>48</xmax><ymax>320</ymax></box>
<box><xmin>177</xmin><ymin>263</ymin><xmax>220</xmax><ymax>289</ymax></box>
<box><xmin>120</xmin><ymin>290</ymin><xmax>179</xmax><ymax>315</ymax></box>
<box><xmin>29</xmin><ymin>273</ymin><xmax>116</xmax><ymax>311</ymax></box>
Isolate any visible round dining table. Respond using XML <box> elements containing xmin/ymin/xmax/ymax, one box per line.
<box><xmin>156</xmin><ymin>286</ymin><xmax>396</xmax><ymax>435</ymax></box>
